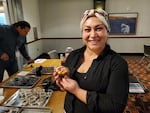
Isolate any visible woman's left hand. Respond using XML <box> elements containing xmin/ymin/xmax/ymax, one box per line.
<box><xmin>59</xmin><ymin>76</ymin><xmax>80</xmax><ymax>95</ymax></box>
<box><xmin>60</xmin><ymin>76</ymin><xmax>87</xmax><ymax>103</ymax></box>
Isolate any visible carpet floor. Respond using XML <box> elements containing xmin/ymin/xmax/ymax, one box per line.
<box><xmin>122</xmin><ymin>55</ymin><xmax>150</xmax><ymax>113</ymax></box>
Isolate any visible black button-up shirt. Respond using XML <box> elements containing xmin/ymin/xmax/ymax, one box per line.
<box><xmin>64</xmin><ymin>44</ymin><xmax>129</xmax><ymax>113</ymax></box>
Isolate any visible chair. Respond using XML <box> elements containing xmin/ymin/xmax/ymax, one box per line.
<box><xmin>48</xmin><ymin>50</ymin><xmax>59</xmax><ymax>59</ymax></box>
<box><xmin>139</xmin><ymin>44</ymin><xmax>150</xmax><ymax>63</ymax></box>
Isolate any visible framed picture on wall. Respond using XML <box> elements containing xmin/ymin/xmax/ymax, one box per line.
<box><xmin>108</xmin><ymin>12</ymin><xmax>138</xmax><ymax>35</ymax></box>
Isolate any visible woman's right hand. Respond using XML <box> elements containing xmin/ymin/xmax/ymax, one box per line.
<box><xmin>52</xmin><ymin>71</ymin><xmax>66</xmax><ymax>91</ymax></box>
<box><xmin>52</xmin><ymin>66</ymin><xmax>69</xmax><ymax>91</ymax></box>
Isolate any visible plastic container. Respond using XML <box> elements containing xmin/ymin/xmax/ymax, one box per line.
<box><xmin>65</xmin><ymin>47</ymin><xmax>73</xmax><ymax>58</ymax></box>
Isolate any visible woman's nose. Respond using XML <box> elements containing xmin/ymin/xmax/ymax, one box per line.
<box><xmin>90</xmin><ymin>30</ymin><xmax>97</xmax><ymax>37</ymax></box>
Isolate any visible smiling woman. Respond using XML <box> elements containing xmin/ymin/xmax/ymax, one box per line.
<box><xmin>53</xmin><ymin>8</ymin><xmax>129</xmax><ymax>113</ymax></box>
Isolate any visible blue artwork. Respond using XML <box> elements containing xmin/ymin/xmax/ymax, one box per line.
<box><xmin>109</xmin><ymin>17</ymin><xmax>137</xmax><ymax>35</ymax></box>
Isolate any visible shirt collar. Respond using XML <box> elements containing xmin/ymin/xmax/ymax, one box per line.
<box><xmin>96</xmin><ymin>44</ymin><xmax>111</xmax><ymax>60</ymax></box>
<box><xmin>80</xmin><ymin>44</ymin><xmax>111</xmax><ymax>60</ymax></box>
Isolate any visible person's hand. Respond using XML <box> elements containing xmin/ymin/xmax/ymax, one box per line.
<box><xmin>53</xmin><ymin>66</ymin><xmax>69</xmax><ymax>80</ymax></box>
<box><xmin>0</xmin><ymin>53</ymin><xmax>9</xmax><ymax>61</ymax></box>
<box><xmin>59</xmin><ymin>76</ymin><xmax>80</xmax><ymax>95</ymax></box>
<box><xmin>54</xmin><ymin>69</ymin><xmax>87</xmax><ymax>103</ymax></box>
<box><xmin>28</xmin><ymin>58</ymin><xmax>34</xmax><ymax>64</ymax></box>
<box><xmin>52</xmin><ymin>71</ymin><xmax>66</xmax><ymax>91</ymax></box>
<box><xmin>54</xmin><ymin>75</ymin><xmax>65</xmax><ymax>91</ymax></box>
<box><xmin>52</xmin><ymin>66</ymin><xmax>69</xmax><ymax>91</ymax></box>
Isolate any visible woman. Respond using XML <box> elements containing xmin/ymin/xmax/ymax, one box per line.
<box><xmin>53</xmin><ymin>9</ymin><xmax>129</xmax><ymax>113</ymax></box>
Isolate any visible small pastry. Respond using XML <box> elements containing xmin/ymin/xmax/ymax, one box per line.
<box><xmin>54</xmin><ymin>66</ymin><xmax>69</xmax><ymax>77</ymax></box>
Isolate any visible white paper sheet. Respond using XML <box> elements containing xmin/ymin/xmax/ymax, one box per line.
<box><xmin>34</xmin><ymin>59</ymin><xmax>47</xmax><ymax>63</ymax></box>
<box><xmin>129</xmin><ymin>83</ymin><xmax>145</xmax><ymax>93</ymax></box>
<box><xmin>17</xmin><ymin>71</ymin><xmax>30</xmax><ymax>76</ymax></box>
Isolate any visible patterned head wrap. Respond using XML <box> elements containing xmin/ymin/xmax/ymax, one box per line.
<box><xmin>80</xmin><ymin>9</ymin><xmax>110</xmax><ymax>32</ymax></box>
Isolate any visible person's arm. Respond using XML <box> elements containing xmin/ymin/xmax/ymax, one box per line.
<box><xmin>0</xmin><ymin>46</ymin><xmax>5</xmax><ymax>58</ymax></box>
<box><xmin>63</xmin><ymin>48</ymin><xmax>129</xmax><ymax>113</ymax></box>
<box><xmin>86</xmin><ymin>57</ymin><xmax>129</xmax><ymax>113</ymax></box>
<box><xmin>73</xmin><ymin>86</ymin><xmax>87</xmax><ymax>104</ymax></box>
<box><xmin>17</xmin><ymin>37</ymin><xmax>34</xmax><ymax>63</ymax></box>
<box><xmin>0</xmin><ymin>25</ymin><xmax>6</xmax><ymax>59</ymax></box>
<box><xmin>60</xmin><ymin>76</ymin><xmax>87</xmax><ymax>103</ymax></box>
<box><xmin>65</xmin><ymin>52</ymin><xmax>129</xmax><ymax>113</ymax></box>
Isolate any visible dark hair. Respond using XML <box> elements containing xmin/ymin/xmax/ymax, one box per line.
<box><xmin>12</xmin><ymin>21</ymin><xmax>31</xmax><ymax>29</ymax></box>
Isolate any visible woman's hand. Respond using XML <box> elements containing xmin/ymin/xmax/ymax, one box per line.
<box><xmin>53</xmin><ymin>72</ymin><xmax>79</xmax><ymax>93</ymax></box>
<box><xmin>52</xmin><ymin>66</ymin><xmax>87</xmax><ymax>103</ymax></box>
<box><xmin>52</xmin><ymin>66</ymin><xmax>69</xmax><ymax>91</ymax></box>
<box><xmin>52</xmin><ymin>71</ymin><xmax>66</xmax><ymax>91</ymax></box>
<box><xmin>59</xmin><ymin>76</ymin><xmax>80</xmax><ymax>94</ymax></box>
<box><xmin>59</xmin><ymin>76</ymin><xmax>87</xmax><ymax>104</ymax></box>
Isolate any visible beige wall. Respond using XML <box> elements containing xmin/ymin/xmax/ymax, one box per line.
<box><xmin>21</xmin><ymin>0</ymin><xmax>150</xmax><ymax>56</ymax></box>
<box><xmin>39</xmin><ymin>0</ymin><xmax>150</xmax><ymax>37</ymax></box>
<box><xmin>39</xmin><ymin>0</ymin><xmax>93</xmax><ymax>38</ymax></box>
<box><xmin>106</xmin><ymin>0</ymin><xmax>150</xmax><ymax>36</ymax></box>
<box><xmin>22</xmin><ymin>0</ymin><xmax>42</xmax><ymax>58</ymax></box>
<box><xmin>106</xmin><ymin>0</ymin><xmax>150</xmax><ymax>53</ymax></box>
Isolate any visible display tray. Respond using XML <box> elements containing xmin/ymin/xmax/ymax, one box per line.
<box><xmin>0</xmin><ymin>106</ymin><xmax>52</xmax><ymax>113</ymax></box>
<box><xmin>3</xmin><ymin>88</ymin><xmax>53</xmax><ymax>108</ymax></box>
<box><xmin>2</xmin><ymin>76</ymin><xmax>40</xmax><ymax>88</ymax></box>
<box><xmin>0</xmin><ymin>106</ymin><xmax>20</xmax><ymax>113</ymax></box>
<box><xmin>20</xmin><ymin>107</ymin><xmax>52</xmax><ymax>113</ymax></box>
<box><xmin>28</xmin><ymin>66</ymin><xmax>54</xmax><ymax>75</ymax></box>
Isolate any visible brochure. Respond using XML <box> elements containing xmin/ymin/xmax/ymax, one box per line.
<box><xmin>129</xmin><ymin>76</ymin><xmax>145</xmax><ymax>93</ymax></box>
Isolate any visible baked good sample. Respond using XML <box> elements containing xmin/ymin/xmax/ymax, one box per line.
<box><xmin>54</xmin><ymin>66</ymin><xmax>69</xmax><ymax>77</ymax></box>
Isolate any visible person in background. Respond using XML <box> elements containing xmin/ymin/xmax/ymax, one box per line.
<box><xmin>0</xmin><ymin>21</ymin><xmax>34</xmax><ymax>82</ymax></box>
<box><xmin>53</xmin><ymin>9</ymin><xmax>129</xmax><ymax>113</ymax></box>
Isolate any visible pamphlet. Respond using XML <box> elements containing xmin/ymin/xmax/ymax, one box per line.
<box><xmin>129</xmin><ymin>76</ymin><xmax>145</xmax><ymax>93</ymax></box>
<box><xmin>17</xmin><ymin>71</ymin><xmax>30</xmax><ymax>76</ymax></box>
<box><xmin>129</xmin><ymin>83</ymin><xmax>145</xmax><ymax>93</ymax></box>
<box><xmin>34</xmin><ymin>59</ymin><xmax>47</xmax><ymax>63</ymax></box>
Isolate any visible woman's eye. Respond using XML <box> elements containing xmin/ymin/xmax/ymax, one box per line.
<box><xmin>84</xmin><ymin>29</ymin><xmax>90</xmax><ymax>32</ymax></box>
<box><xmin>96</xmin><ymin>27</ymin><xmax>103</xmax><ymax>31</ymax></box>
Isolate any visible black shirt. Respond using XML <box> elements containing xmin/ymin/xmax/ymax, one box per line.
<box><xmin>64</xmin><ymin>45</ymin><xmax>129</xmax><ymax>113</ymax></box>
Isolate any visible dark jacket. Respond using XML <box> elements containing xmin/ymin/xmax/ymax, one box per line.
<box><xmin>64</xmin><ymin>45</ymin><xmax>129</xmax><ymax>113</ymax></box>
<box><xmin>0</xmin><ymin>25</ymin><xmax>30</xmax><ymax>61</ymax></box>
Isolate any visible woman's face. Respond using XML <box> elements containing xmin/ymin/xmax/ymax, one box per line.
<box><xmin>82</xmin><ymin>16</ymin><xmax>108</xmax><ymax>52</ymax></box>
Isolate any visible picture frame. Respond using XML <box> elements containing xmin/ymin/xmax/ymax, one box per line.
<box><xmin>94</xmin><ymin>0</ymin><xmax>105</xmax><ymax>10</ymax></box>
<box><xmin>108</xmin><ymin>12</ymin><xmax>138</xmax><ymax>35</ymax></box>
